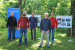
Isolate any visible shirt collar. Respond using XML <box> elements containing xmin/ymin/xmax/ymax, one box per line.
<box><xmin>44</xmin><ymin>18</ymin><xmax>48</xmax><ymax>20</ymax></box>
<box><xmin>10</xmin><ymin>16</ymin><xmax>14</xmax><ymax>17</ymax></box>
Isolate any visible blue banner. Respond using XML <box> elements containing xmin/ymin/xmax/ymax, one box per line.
<box><xmin>7</xmin><ymin>8</ymin><xmax>20</xmax><ymax>38</ymax></box>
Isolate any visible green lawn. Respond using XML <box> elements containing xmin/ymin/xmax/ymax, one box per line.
<box><xmin>0</xmin><ymin>28</ymin><xmax>75</xmax><ymax>50</ymax></box>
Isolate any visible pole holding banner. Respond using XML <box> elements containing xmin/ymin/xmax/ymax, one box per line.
<box><xmin>68</xmin><ymin>16</ymin><xmax>73</xmax><ymax>42</ymax></box>
<box><xmin>68</xmin><ymin>26</ymin><xmax>73</xmax><ymax>42</ymax></box>
<box><xmin>38</xmin><ymin>28</ymin><xmax>41</xmax><ymax>40</ymax></box>
<box><xmin>38</xmin><ymin>34</ymin><xmax>41</xmax><ymax>40</ymax></box>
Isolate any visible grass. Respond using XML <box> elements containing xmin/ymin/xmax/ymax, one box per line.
<box><xmin>0</xmin><ymin>28</ymin><xmax>75</xmax><ymax>50</ymax></box>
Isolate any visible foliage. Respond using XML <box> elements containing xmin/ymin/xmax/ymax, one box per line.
<box><xmin>0</xmin><ymin>17</ymin><xmax>6</xmax><ymax>28</ymax></box>
<box><xmin>0</xmin><ymin>0</ymin><xmax>71</xmax><ymax>27</ymax></box>
<box><xmin>0</xmin><ymin>0</ymin><xmax>71</xmax><ymax>18</ymax></box>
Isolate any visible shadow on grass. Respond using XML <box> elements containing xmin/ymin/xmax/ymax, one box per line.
<box><xmin>0</xmin><ymin>28</ymin><xmax>75</xmax><ymax>50</ymax></box>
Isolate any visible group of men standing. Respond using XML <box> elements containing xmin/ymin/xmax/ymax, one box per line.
<box><xmin>7</xmin><ymin>11</ymin><xmax>58</xmax><ymax>48</ymax></box>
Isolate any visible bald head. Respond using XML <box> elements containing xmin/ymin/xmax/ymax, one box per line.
<box><xmin>11</xmin><ymin>12</ymin><xmax>14</xmax><ymax>16</ymax></box>
<box><xmin>44</xmin><ymin>13</ymin><xmax>48</xmax><ymax>19</ymax></box>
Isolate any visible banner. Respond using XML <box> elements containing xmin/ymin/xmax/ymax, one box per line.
<box><xmin>7</xmin><ymin>8</ymin><xmax>20</xmax><ymax>38</ymax></box>
<box><xmin>27</xmin><ymin>14</ymin><xmax>41</xmax><ymax>26</ymax></box>
<box><xmin>56</xmin><ymin>16</ymin><xmax>72</xmax><ymax>28</ymax></box>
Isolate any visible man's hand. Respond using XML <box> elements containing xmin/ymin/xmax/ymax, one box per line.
<box><xmin>48</xmin><ymin>30</ymin><xmax>49</xmax><ymax>32</ymax></box>
<box><xmin>41</xmin><ymin>30</ymin><xmax>43</xmax><ymax>32</ymax></box>
<box><xmin>55</xmin><ymin>27</ymin><xmax>56</xmax><ymax>29</ymax></box>
<box><xmin>27</xmin><ymin>28</ymin><xmax>29</xmax><ymax>30</ymax></box>
<box><xmin>18</xmin><ymin>28</ymin><xmax>20</xmax><ymax>30</ymax></box>
<box><xmin>16</xmin><ymin>27</ymin><xmax>17</xmax><ymax>29</ymax></box>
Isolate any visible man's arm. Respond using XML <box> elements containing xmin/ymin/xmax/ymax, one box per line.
<box><xmin>15</xmin><ymin>17</ymin><xmax>17</xmax><ymax>27</ymax></box>
<box><xmin>17</xmin><ymin>17</ymin><xmax>20</xmax><ymax>28</ymax></box>
<box><xmin>40</xmin><ymin>19</ymin><xmax>43</xmax><ymax>31</ymax></box>
<box><xmin>36</xmin><ymin>18</ymin><xmax>37</xmax><ymax>27</ymax></box>
<box><xmin>7</xmin><ymin>18</ymin><xmax>9</xmax><ymax>28</ymax></box>
<box><xmin>27</xmin><ymin>17</ymin><xmax>29</xmax><ymax>28</ymax></box>
<box><xmin>55</xmin><ymin>18</ymin><xmax>58</xmax><ymax>27</ymax></box>
<box><xmin>48</xmin><ymin>19</ymin><xmax>51</xmax><ymax>30</ymax></box>
<box><xmin>29</xmin><ymin>17</ymin><xmax>30</xmax><ymax>22</ymax></box>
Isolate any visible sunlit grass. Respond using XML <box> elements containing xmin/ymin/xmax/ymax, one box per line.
<box><xmin>0</xmin><ymin>28</ymin><xmax>75</xmax><ymax>50</ymax></box>
<box><xmin>58</xmin><ymin>33</ymin><xmax>67</xmax><ymax>37</ymax></box>
<box><xmin>55</xmin><ymin>40</ymin><xmax>62</xmax><ymax>43</ymax></box>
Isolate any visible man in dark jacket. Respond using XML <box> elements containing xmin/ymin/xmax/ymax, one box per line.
<box><xmin>39</xmin><ymin>13</ymin><xmax>51</xmax><ymax>48</ymax></box>
<box><xmin>7</xmin><ymin>12</ymin><xmax>17</xmax><ymax>41</ymax></box>
<box><xmin>29</xmin><ymin>12</ymin><xmax>37</xmax><ymax>41</ymax></box>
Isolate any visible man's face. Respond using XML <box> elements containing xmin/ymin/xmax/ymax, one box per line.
<box><xmin>32</xmin><ymin>13</ymin><xmax>34</xmax><ymax>17</ymax></box>
<box><xmin>23</xmin><ymin>11</ymin><xmax>26</xmax><ymax>16</ymax></box>
<box><xmin>23</xmin><ymin>11</ymin><xmax>26</xmax><ymax>15</ymax></box>
<box><xmin>11</xmin><ymin>12</ymin><xmax>13</xmax><ymax>16</ymax></box>
<box><xmin>51</xmin><ymin>13</ymin><xmax>54</xmax><ymax>17</ymax></box>
<box><xmin>45</xmin><ymin>14</ymin><xmax>48</xmax><ymax>19</ymax></box>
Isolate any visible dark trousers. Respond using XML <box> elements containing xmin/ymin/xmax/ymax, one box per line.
<box><xmin>30</xmin><ymin>27</ymin><xmax>36</xmax><ymax>40</ymax></box>
<box><xmin>9</xmin><ymin>26</ymin><xmax>15</xmax><ymax>40</ymax></box>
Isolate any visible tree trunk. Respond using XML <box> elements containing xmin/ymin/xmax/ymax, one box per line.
<box><xmin>18</xmin><ymin>0</ymin><xmax>22</xmax><ymax>15</ymax></box>
<box><xmin>18</xmin><ymin>0</ymin><xmax>26</xmax><ymax>16</ymax></box>
<box><xmin>67</xmin><ymin>1</ymin><xmax>75</xmax><ymax>36</ymax></box>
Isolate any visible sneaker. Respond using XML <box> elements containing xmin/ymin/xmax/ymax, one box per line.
<box><xmin>39</xmin><ymin>45</ymin><xmax>42</xmax><ymax>47</ymax></box>
<box><xmin>34</xmin><ymin>40</ymin><xmax>37</xmax><ymax>41</ymax></box>
<box><xmin>52</xmin><ymin>40</ymin><xmax>55</xmax><ymax>43</ymax></box>
<box><xmin>13</xmin><ymin>39</ymin><xmax>16</xmax><ymax>41</ymax></box>
<box><xmin>25</xmin><ymin>43</ymin><xmax>27</xmax><ymax>45</ymax></box>
<box><xmin>8</xmin><ymin>40</ymin><xmax>11</xmax><ymax>42</ymax></box>
<box><xmin>18</xmin><ymin>44</ymin><xmax>21</xmax><ymax>46</ymax></box>
<box><xmin>30</xmin><ymin>38</ymin><xmax>33</xmax><ymax>40</ymax></box>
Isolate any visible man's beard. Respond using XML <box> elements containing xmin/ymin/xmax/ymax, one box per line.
<box><xmin>23</xmin><ymin>14</ymin><xmax>26</xmax><ymax>16</ymax></box>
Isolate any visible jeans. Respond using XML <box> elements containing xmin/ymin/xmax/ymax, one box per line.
<box><xmin>49</xmin><ymin>27</ymin><xmax>55</xmax><ymax>41</ymax></box>
<box><xmin>30</xmin><ymin>27</ymin><xmax>36</xmax><ymax>40</ymax></box>
<box><xmin>40</xmin><ymin>31</ymin><xmax>49</xmax><ymax>46</ymax></box>
<box><xmin>19</xmin><ymin>28</ymin><xmax>27</xmax><ymax>44</ymax></box>
<box><xmin>9</xmin><ymin>26</ymin><xmax>15</xmax><ymax>40</ymax></box>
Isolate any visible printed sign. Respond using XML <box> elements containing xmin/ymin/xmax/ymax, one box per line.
<box><xmin>56</xmin><ymin>16</ymin><xmax>72</xmax><ymax>28</ymax></box>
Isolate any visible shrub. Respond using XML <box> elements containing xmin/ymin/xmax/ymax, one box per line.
<box><xmin>0</xmin><ymin>17</ymin><xmax>6</xmax><ymax>28</ymax></box>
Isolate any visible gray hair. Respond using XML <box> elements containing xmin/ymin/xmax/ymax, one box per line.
<box><xmin>44</xmin><ymin>13</ymin><xmax>48</xmax><ymax>16</ymax></box>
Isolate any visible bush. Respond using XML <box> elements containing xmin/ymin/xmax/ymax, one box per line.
<box><xmin>0</xmin><ymin>17</ymin><xmax>6</xmax><ymax>28</ymax></box>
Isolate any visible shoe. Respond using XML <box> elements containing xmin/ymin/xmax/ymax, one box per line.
<box><xmin>13</xmin><ymin>39</ymin><xmax>16</xmax><ymax>41</ymax></box>
<box><xmin>8</xmin><ymin>40</ymin><xmax>11</xmax><ymax>42</ymax></box>
<box><xmin>30</xmin><ymin>38</ymin><xmax>33</xmax><ymax>40</ymax></box>
<box><xmin>34</xmin><ymin>40</ymin><xmax>37</xmax><ymax>41</ymax></box>
<box><xmin>52</xmin><ymin>40</ymin><xmax>55</xmax><ymax>43</ymax></box>
<box><xmin>25</xmin><ymin>43</ymin><xmax>27</xmax><ymax>45</ymax></box>
<box><xmin>39</xmin><ymin>45</ymin><xmax>42</xmax><ymax>47</ymax></box>
<box><xmin>18</xmin><ymin>44</ymin><xmax>21</xmax><ymax>46</ymax></box>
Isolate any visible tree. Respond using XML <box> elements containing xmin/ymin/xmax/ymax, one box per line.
<box><xmin>18</xmin><ymin>0</ymin><xmax>26</xmax><ymax>15</ymax></box>
<box><xmin>67</xmin><ymin>0</ymin><xmax>75</xmax><ymax>36</ymax></box>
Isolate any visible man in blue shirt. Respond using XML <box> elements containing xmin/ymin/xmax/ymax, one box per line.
<box><xmin>29</xmin><ymin>12</ymin><xmax>37</xmax><ymax>41</ymax></box>
<box><xmin>39</xmin><ymin>13</ymin><xmax>51</xmax><ymax>48</ymax></box>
